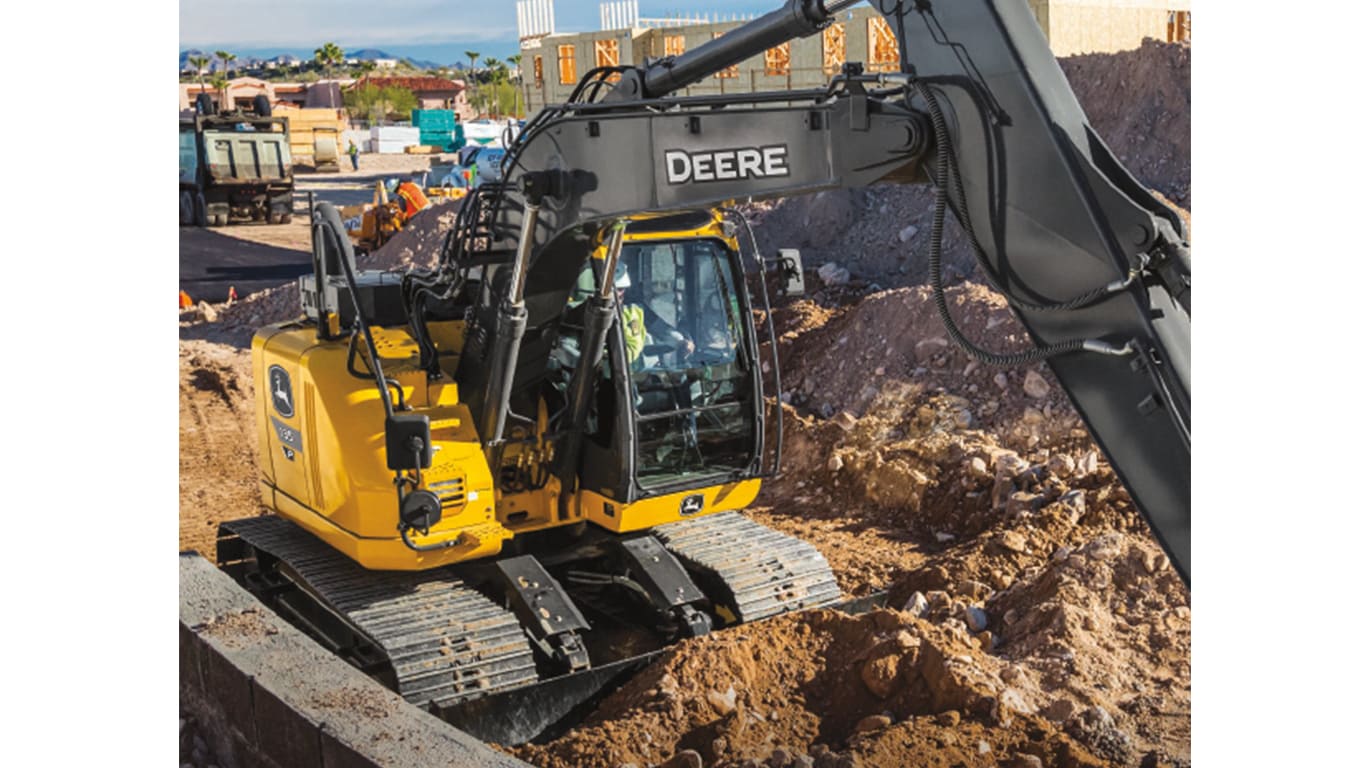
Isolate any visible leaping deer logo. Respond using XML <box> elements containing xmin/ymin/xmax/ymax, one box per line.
<box><xmin>269</xmin><ymin>365</ymin><xmax>294</xmax><ymax>418</ymax></box>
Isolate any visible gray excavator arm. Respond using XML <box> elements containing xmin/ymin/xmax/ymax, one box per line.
<box><xmin>466</xmin><ymin>0</ymin><xmax>1192</xmax><ymax>583</ymax></box>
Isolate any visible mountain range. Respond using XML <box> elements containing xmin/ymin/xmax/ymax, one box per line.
<box><xmin>179</xmin><ymin>48</ymin><xmax>453</xmax><ymax>73</ymax></box>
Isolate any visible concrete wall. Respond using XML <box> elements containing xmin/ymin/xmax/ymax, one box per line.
<box><xmin>179</xmin><ymin>553</ymin><xmax>530</xmax><ymax>768</ymax></box>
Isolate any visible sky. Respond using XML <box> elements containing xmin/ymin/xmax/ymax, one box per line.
<box><xmin>179</xmin><ymin>0</ymin><xmax>782</xmax><ymax>65</ymax></box>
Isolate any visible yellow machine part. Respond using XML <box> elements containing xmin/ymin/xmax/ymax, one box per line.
<box><xmin>580</xmin><ymin>480</ymin><xmax>762</xmax><ymax>532</ymax></box>
<box><xmin>253</xmin><ymin>321</ymin><xmax>509</xmax><ymax>570</ymax></box>
<box><xmin>253</xmin><ymin>209</ymin><xmax>762</xmax><ymax>572</ymax></box>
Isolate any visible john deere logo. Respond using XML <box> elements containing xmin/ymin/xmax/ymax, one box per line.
<box><xmin>268</xmin><ymin>365</ymin><xmax>294</xmax><ymax>418</ymax></box>
<box><xmin>679</xmin><ymin>494</ymin><xmax>704</xmax><ymax>516</ymax></box>
<box><xmin>664</xmin><ymin>145</ymin><xmax>790</xmax><ymax>185</ymax></box>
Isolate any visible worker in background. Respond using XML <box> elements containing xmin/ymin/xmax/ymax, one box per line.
<box><xmin>347</xmin><ymin>140</ymin><xmax>360</xmax><ymax>171</ymax></box>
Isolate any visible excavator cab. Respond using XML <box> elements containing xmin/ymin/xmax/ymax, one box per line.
<box><xmin>548</xmin><ymin>212</ymin><xmax>765</xmax><ymax>511</ymax></box>
<box><xmin>617</xmin><ymin>236</ymin><xmax>756</xmax><ymax>490</ymax></box>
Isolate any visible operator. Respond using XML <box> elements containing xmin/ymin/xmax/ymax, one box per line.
<box><xmin>613</xmin><ymin>262</ymin><xmax>694</xmax><ymax>368</ymax></box>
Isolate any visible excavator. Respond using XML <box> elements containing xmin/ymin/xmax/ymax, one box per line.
<box><xmin>216</xmin><ymin>0</ymin><xmax>1190</xmax><ymax>745</ymax></box>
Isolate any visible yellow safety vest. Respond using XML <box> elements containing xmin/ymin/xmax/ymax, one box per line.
<box><xmin>622</xmin><ymin>304</ymin><xmax>646</xmax><ymax>365</ymax></box>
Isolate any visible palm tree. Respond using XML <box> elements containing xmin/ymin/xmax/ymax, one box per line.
<box><xmin>214</xmin><ymin>50</ymin><xmax>236</xmax><ymax>77</ymax></box>
<box><xmin>483</xmin><ymin>57</ymin><xmax>504</xmax><ymax>116</ymax></box>
<box><xmin>211</xmin><ymin>76</ymin><xmax>230</xmax><ymax>111</ymax></box>
<box><xmin>506</xmin><ymin>54</ymin><xmax>522</xmax><ymax>118</ymax></box>
<box><xmin>314</xmin><ymin>42</ymin><xmax>345</xmax><ymax>79</ymax></box>
<box><xmin>189</xmin><ymin>54</ymin><xmax>211</xmax><ymax>95</ymax></box>
<box><xmin>464</xmin><ymin>51</ymin><xmax>481</xmax><ymax>114</ymax></box>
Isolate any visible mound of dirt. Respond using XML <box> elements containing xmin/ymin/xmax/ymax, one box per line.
<box><xmin>179</xmin><ymin>340</ymin><xmax>259</xmax><ymax>558</ymax></box>
<box><xmin>516</xmin><ymin>608</ymin><xmax>1108</xmax><ymax>768</ymax></box>
<box><xmin>1060</xmin><ymin>39</ymin><xmax>1191</xmax><ymax>209</ymax></box>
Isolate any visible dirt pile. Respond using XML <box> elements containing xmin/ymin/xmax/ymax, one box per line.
<box><xmin>516</xmin><ymin>608</ymin><xmax>1108</xmax><ymax>768</ymax></box>
<box><xmin>508</xmin><ymin>279</ymin><xmax>1187</xmax><ymax>767</ymax></box>
<box><xmin>1059</xmin><ymin>39</ymin><xmax>1191</xmax><ymax>209</ymax></box>
<box><xmin>179</xmin><ymin>340</ymin><xmax>258</xmax><ymax>559</ymax></box>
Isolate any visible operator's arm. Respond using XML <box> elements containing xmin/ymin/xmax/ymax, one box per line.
<box><xmin>640</xmin><ymin>304</ymin><xmax>695</xmax><ymax>354</ymax></box>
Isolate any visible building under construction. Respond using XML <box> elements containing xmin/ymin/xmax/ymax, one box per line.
<box><xmin>517</xmin><ymin>0</ymin><xmax>1191</xmax><ymax>114</ymax></box>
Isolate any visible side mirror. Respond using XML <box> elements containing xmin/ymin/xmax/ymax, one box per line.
<box><xmin>386</xmin><ymin>413</ymin><xmax>433</xmax><ymax>470</ymax></box>
<box><xmin>775</xmin><ymin>249</ymin><xmax>805</xmax><ymax>296</ymax></box>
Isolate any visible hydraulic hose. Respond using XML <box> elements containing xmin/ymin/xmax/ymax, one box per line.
<box><xmin>913</xmin><ymin>79</ymin><xmax>1127</xmax><ymax>365</ymax></box>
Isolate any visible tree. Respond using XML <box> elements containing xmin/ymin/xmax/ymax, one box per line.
<box><xmin>314</xmin><ymin>42</ymin><xmax>345</xmax><ymax>79</ymax></box>
<box><xmin>214</xmin><ymin>49</ymin><xmax>236</xmax><ymax>78</ymax></box>
<box><xmin>189</xmin><ymin>54</ymin><xmax>211</xmax><ymax>94</ymax></box>
<box><xmin>464</xmin><ymin>50</ymin><xmax>481</xmax><ymax>112</ymax></box>
<box><xmin>211</xmin><ymin>75</ymin><xmax>230</xmax><ymax>110</ymax></box>
<box><xmin>483</xmin><ymin>57</ymin><xmax>505</xmax><ymax>116</ymax></box>
<box><xmin>506</xmin><ymin>54</ymin><xmax>522</xmax><ymax>118</ymax></box>
<box><xmin>344</xmin><ymin>84</ymin><xmax>418</xmax><ymax>123</ymax></box>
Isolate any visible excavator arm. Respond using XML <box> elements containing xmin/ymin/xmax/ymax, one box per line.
<box><xmin>468</xmin><ymin>0</ymin><xmax>1191</xmax><ymax>582</ymax></box>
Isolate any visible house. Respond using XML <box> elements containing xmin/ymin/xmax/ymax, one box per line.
<box><xmin>178</xmin><ymin>78</ymin><xmax>353</xmax><ymax>113</ymax></box>
<box><xmin>351</xmin><ymin>76</ymin><xmax>473</xmax><ymax>118</ymax></box>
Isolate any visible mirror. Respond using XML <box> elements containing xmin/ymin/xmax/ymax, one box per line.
<box><xmin>777</xmin><ymin>248</ymin><xmax>804</xmax><ymax>296</ymax></box>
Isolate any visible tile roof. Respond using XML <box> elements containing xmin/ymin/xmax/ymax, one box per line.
<box><xmin>354</xmin><ymin>76</ymin><xmax>465</xmax><ymax>93</ymax></box>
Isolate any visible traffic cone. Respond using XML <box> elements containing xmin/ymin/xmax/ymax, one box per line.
<box><xmin>179</xmin><ymin>290</ymin><xmax>193</xmax><ymax>309</ymax></box>
<box><xmin>227</xmin><ymin>286</ymin><xmax>238</xmax><ymax>304</ymax></box>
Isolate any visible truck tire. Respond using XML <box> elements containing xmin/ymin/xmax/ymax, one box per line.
<box><xmin>253</xmin><ymin>95</ymin><xmax>271</xmax><ymax>118</ymax></box>
<box><xmin>180</xmin><ymin>191</ymin><xmax>193</xmax><ymax>226</ymax></box>
<box><xmin>193</xmin><ymin>192</ymin><xmax>208</xmax><ymax>227</ymax></box>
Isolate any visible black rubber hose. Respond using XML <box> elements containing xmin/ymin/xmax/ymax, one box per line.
<box><xmin>914</xmin><ymin>79</ymin><xmax>1083</xmax><ymax>366</ymax></box>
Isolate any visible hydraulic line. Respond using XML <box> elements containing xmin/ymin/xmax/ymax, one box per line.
<box><xmin>913</xmin><ymin>79</ymin><xmax>1131</xmax><ymax>365</ymax></box>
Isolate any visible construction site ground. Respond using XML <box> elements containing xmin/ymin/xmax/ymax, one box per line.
<box><xmin>179</xmin><ymin>40</ymin><xmax>1190</xmax><ymax>768</ymax></box>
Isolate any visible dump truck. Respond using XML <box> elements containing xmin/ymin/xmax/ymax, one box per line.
<box><xmin>179</xmin><ymin>94</ymin><xmax>295</xmax><ymax>226</ymax></box>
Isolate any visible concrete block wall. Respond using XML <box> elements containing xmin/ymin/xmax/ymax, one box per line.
<box><xmin>179</xmin><ymin>553</ymin><xmax>530</xmax><ymax>768</ymax></box>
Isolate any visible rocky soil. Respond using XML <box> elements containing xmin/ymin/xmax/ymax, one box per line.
<box><xmin>179</xmin><ymin>39</ymin><xmax>1191</xmax><ymax>768</ymax></box>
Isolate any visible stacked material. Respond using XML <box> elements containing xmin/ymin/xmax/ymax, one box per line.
<box><xmin>461</xmin><ymin>119</ymin><xmax>519</xmax><ymax>148</ymax></box>
<box><xmin>274</xmin><ymin>107</ymin><xmax>347</xmax><ymax>161</ymax></box>
<box><xmin>367</xmin><ymin>125</ymin><xmax>421</xmax><ymax>154</ymax></box>
<box><xmin>411</xmin><ymin>109</ymin><xmax>464</xmax><ymax>152</ymax></box>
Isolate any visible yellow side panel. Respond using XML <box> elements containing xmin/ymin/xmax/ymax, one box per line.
<box><xmin>582</xmin><ymin>479</ymin><xmax>762</xmax><ymax>533</ymax></box>
<box><xmin>253</xmin><ymin>323</ymin><xmax>512</xmax><ymax>571</ymax></box>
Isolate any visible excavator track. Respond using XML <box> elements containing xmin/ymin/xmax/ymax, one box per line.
<box><xmin>653</xmin><ymin>511</ymin><xmax>842</xmax><ymax>622</ymax></box>
<box><xmin>219</xmin><ymin>516</ymin><xmax>539</xmax><ymax>708</ymax></box>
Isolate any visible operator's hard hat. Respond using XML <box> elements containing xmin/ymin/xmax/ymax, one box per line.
<box><xmin>613</xmin><ymin>262</ymin><xmax>631</xmax><ymax>289</ymax></box>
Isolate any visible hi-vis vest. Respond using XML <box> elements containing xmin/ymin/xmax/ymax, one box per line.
<box><xmin>395</xmin><ymin>182</ymin><xmax>430</xmax><ymax>218</ymax></box>
<box><xmin>622</xmin><ymin>304</ymin><xmax>646</xmax><ymax>365</ymax></box>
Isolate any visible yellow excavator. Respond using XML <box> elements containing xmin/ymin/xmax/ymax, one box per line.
<box><xmin>218</xmin><ymin>0</ymin><xmax>1190</xmax><ymax>744</ymax></box>
<box><xmin>222</xmin><ymin>201</ymin><xmax>826</xmax><ymax>737</ymax></box>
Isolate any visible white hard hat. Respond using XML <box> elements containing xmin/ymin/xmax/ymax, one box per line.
<box><xmin>613</xmin><ymin>262</ymin><xmax>631</xmax><ymax>289</ymax></box>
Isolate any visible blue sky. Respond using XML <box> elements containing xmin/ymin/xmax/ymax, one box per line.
<box><xmin>179</xmin><ymin>0</ymin><xmax>783</xmax><ymax>64</ymax></box>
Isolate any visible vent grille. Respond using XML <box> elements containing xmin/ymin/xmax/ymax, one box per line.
<box><xmin>428</xmin><ymin>477</ymin><xmax>467</xmax><ymax>510</ymax></box>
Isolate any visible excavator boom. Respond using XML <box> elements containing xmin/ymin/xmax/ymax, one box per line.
<box><xmin>480</xmin><ymin>0</ymin><xmax>1191</xmax><ymax>580</ymax></box>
